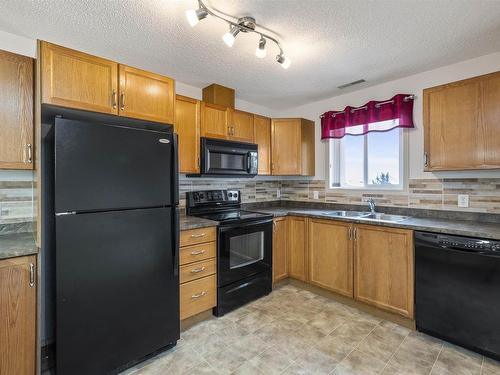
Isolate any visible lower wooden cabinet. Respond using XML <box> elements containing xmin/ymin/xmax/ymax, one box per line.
<box><xmin>354</xmin><ymin>225</ymin><xmax>414</xmax><ymax>318</ymax></box>
<box><xmin>0</xmin><ymin>255</ymin><xmax>36</xmax><ymax>375</ymax></box>
<box><xmin>288</xmin><ymin>216</ymin><xmax>308</xmax><ymax>281</ymax></box>
<box><xmin>180</xmin><ymin>274</ymin><xmax>216</xmax><ymax>320</ymax></box>
<box><xmin>272</xmin><ymin>217</ymin><xmax>288</xmax><ymax>283</ymax></box>
<box><xmin>308</xmin><ymin>218</ymin><xmax>353</xmax><ymax>297</ymax></box>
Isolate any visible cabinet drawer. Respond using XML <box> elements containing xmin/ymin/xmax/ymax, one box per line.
<box><xmin>180</xmin><ymin>227</ymin><xmax>216</xmax><ymax>247</ymax></box>
<box><xmin>180</xmin><ymin>242</ymin><xmax>216</xmax><ymax>265</ymax></box>
<box><xmin>180</xmin><ymin>259</ymin><xmax>216</xmax><ymax>284</ymax></box>
<box><xmin>180</xmin><ymin>274</ymin><xmax>216</xmax><ymax>320</ymax></box>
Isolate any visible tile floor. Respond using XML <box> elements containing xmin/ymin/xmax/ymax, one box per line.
<box><xmin>123</xmin><ymin>284</ymin><xmax>500</xmax><ymax>375</ymax></box>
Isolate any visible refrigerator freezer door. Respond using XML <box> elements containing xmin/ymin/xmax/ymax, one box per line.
<box><xmin>55</xmin><ymin>117</ymin><xmax>174</xmax><ymax>213</ymax></box>
<box><xmin>56</xmin><ymin>207</ymin><xmax>179</xmax><ymax>375</ymax></box>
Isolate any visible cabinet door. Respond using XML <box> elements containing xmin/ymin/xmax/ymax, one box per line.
<box><xmin>200</xmin><ymin>102</ymin><xmax>229</xmax><ymax>139</ymax></box>
<box><xmin>423</xmin><ymin>71</ymin><xmax>500</xmax><ymax>170</ymax></box>
<box><xmin>119</xmin><ymin>64</ymin><xmax>175</xmax><ymax>124</ymax></box>
<box><xmin>231</xmin><ymin>110</ymin><xmax>254</xmax><ymax>142</ymax></box>
<box><xmin>309</xmin><ymin>218</ymin><xmax>353</xmax><ymax>297</ymax></box>
<box><xmin>0</xmin><ymin>50</ymin><xmax>33</xmax><ymax>170</ymax></box>
<box><xmin>288</xmin><ymin>216</ymin><xmax>308</xmax><ymax>281</ymax></box>
<box><xmin>41</xmin><ymin>41</ymin><xmax>118</xmax><ymax>114</ymax></box>
<box><xmin>175</xmin><ymin>95</ymin><xmax>200</xmax><ymax>173</ymax></box>
<box><xmin>272</xmin><ymin>217</ymin><xmax>288</xmax><ymax>283</ymax></box>
<box><xmin>0</xmin><ymin>255</ymin><xmax>36</xmax><ymax>375</ymax></box>
<box><xmin>271</xmin><ymin>119</ymin><xmax>301</xmax><ymax>175</ymax></box>
<box><xmin>354</xmin><ymin>225</ymin><xmax>414</xmax><ymax>318</ymax></box>
<box><xmin>254</xmin><ymin>115</ymin><xmax>271</xmax><ymax>175</ymax></box>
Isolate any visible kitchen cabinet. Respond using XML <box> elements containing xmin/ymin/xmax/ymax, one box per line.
<box><xmin>0</xmin><ymin>50</ymin><xmax>34</xmax><ymax>170</ymax></box>
<box><xmin>200</xmin><ymin>102</ymin><xmax>230</xmax><ymax>140</ymax></box>
<box><xmin>308</xmin><ymin>218</ymin><xmax>353</xmax><ymax>297</ymax></box>
<box><xmin>230</xmin><ymin>109</ymin><xmax>254</xmax><ymax>142</ymax></box>
<box><xmin>271</xmin><ymin>118</ymin><xmax>315</xmax><ymax>176</ymax></box>
<box><xmin>40</xmin><ymin>41</ymin><xmax>175</xmax><ymax>124</ymax></box>
<box><xmin>202</xmin><ymin>83</ymin><xmax>235</xmax><ymax>108</ymax></box>
<box><xmin>288</xmin><ymin>216</ymin><xmax>308</xmax><ymax>281</ymax></box>
<box><xmin>118</xmin><ymin>64</ymin><xmax>175</xmax><ymax>124</ymax></box>
<box><xmin>0</xmin><ymin>255</ymin><xmax>36</xmax><ymax>375</ymax></box>
<box><xmin>175</xmin><ymin>95</ymin><xmax>200</xmax><ymax>174</ymax></box>
<box><xmin>423</xmin><ymin>71</ymin><xmax>500</xmax><ymax>170</ymax></box>
<box><xmin>254</xmin><ymin>115</ymin><xmax>271</xmax><ymax>175</ymax></box>
<box><xmin>354</xmin><ymin>225</ymin><xmax>414</xmax><ymax>318</ymax></box>
<box><xmin>41</xmin><ymin>41</ymin><xmax>118</xmax><ymax>115</ymax></box>
<box><xmin>272</xmin><ymin>217</ymin><xmax>288</xmax><ymax>283</ymax></box>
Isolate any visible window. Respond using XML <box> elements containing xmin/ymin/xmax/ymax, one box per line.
<box><xmin>329</xmin><ymin>121</ymin><xmax>404</xmax><ymax>190</ymax></box>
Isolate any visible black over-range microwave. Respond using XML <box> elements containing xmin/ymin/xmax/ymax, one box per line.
<box><xmin>187</xmin><ymin>137</ymin><xmax>258</xmax><ymax>177</ymax></box>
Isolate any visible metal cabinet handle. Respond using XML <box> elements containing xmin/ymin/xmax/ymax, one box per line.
<box><xmin>273</xmin><ymin>221</ymin><xmax>276</xmax><ymax>233</ymax></box>
<box><xmin>353</xmin><ymin>227</ymin><xmax>358</xmax><ymax>241</ymax></box>
<box><xmin>29</xmin><ymin>263</ymin><xmax>35</xmax><ymax>287</ymax></box>
<box><xmin>112</xmin><ymin>90</ymin><xmax>117</xmax><ymax>109</ymax></box>
<box><xmin>348</xmin><ymin>227</ymin><xmax>352</xmax><ymax>240</ymax></box>
<box><xmin>190</xmin><ymin>233</ymin><xmax>206</xmax><ymax>238</ymax></box>
<box><xmin>191</xmin><ymin>249</ymin><xmax>206</xmax><ymax>255</ymax></box>
<box><xmin>190</xmin><ymin>266</ymin><xmax>206</xmax><ymax>273</ymax></box>
<box><xmin>120</xmin><ymin>92</ymin><xmax>125</xmax><ymax>110</ymax></box>
<box><xmin>191</xmin><ymin>291</ymin><xmax>207</xmax><ymax>299</ymax></box>
<box><xmin>26</xmin><ymin>144</ymin><xmax>33</xmax><ymax>164</ymax></box>
<box><xmin>424</xmin><ymin>152</ymin><xmax>429</xmax><ymax>168</ymax></box>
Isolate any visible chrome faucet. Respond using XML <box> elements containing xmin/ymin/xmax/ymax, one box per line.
<box><xmin>367</xmin><ymin>198</ymin><xmax>376</xmax><ymax>214</ymax></box>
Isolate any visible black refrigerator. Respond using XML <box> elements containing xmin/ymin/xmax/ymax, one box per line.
<box><xmin>52</xmin><ymin>111</ymin><xmax>180</xmax><ymax>374</ymax></box>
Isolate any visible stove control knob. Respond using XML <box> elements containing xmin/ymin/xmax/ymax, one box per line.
<box><xmin>233</xmin><ymin>192</ymin><xmax>238</xmax><ymax>198</ymax></box>
<box><xmin>228</xmin><ymin>192</ymin><xmax>233</xmax><ymax>198</ymax></box>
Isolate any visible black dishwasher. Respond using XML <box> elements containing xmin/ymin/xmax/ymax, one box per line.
<box><xmin>415</xmin><ymin>231</ymin><xmax>500</xmax><ymax>360</ymax></box>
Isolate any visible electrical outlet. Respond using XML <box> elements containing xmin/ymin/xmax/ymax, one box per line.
<box><xmin>313</xmin><ymin>191</ymin><xmax>320</xmax><ymax>200</ymax></box>
<box><xmin>276</xmin><ymin>189</ymin><xmax>281</xmax><ymax>199</ymax></box>
<box><xmin>458</xmin><ymin>194</ymin><xmax>469</xmax><ymax>208</ymax></box>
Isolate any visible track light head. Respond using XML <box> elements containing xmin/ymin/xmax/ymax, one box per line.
<box><xmin>276</xmin><ymin>53</ymin><xmax>291</xmax><ymax>69</ymax></box>
<box><xmin>186</xmin><ymin>7</ymin><xmax>208</xmax><ymax>27</ymax></box>
<box><xmin>222</xmin><ymin>26</ymin><xmax>240</xmax><ymax>47</ymax></box>
<box><xmin>255</xmin><ymin>37</ymin><xmax>267</xmax><ymax>58</ymax></box>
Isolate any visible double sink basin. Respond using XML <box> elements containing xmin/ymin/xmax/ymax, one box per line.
<box><xmin>312</xmin><ymin>210</ymin><xmax>409</xmax><ymax>223</ymax></box>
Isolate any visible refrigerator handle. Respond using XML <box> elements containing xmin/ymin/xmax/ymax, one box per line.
<box><xmin>173</xmin><ymin>207</ymin><xmax>180</xmax><ymax>277</ymax></box>
<box><xmin>172</xmin><ymin>133</ymin><xmax>179</xmax><ymax>205</ymax></box>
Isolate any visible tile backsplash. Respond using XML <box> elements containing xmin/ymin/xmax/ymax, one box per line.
<box><xmin>181</xmin><ymin>177</ymin><xmax>500</xmax><ymax>214</ymax></box>
<box><xmin>0</xmin><ymin>170</ymin><xmax>36</xmax><ymax>225</ymax></box>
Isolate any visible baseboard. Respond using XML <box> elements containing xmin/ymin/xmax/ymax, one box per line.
<box><xmin>180</xmin><ymin>309</ymin><xmax>214</xmax><ymax>331</ymax></box>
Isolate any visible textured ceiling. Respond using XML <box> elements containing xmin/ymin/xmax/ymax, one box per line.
<box><xmin>1</xmin><ymin>0</ymin><xmax>500</xmax><ymax>110</ymax></box>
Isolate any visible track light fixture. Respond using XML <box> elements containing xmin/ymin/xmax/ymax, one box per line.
<box><xmin>185</xmin><ymin>0</ymin><xmax>291</xmax><ymax>69</ymax></box>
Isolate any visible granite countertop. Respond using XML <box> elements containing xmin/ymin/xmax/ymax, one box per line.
<box><xmin>180</xmin><ymin>214</ymin><xmax>218</xmax><ymax>231</ymax></box>
<box><xmin>253</xmin><ymin>207</ymin><xmax>500</xmax><ymax>240</ymax></box>
<box><xmin>0</xmin><ymin>232</ymin><xmax>38</xmax><ymax>260</ymax></box>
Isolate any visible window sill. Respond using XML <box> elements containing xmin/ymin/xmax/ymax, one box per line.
<box><xmin>328</xmin><ymin>186</ymin><xmax>407</xmax><ymax>194</ymax></box>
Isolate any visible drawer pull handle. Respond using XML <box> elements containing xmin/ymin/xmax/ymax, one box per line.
<box><xmin>191</xmin><ymin>250</ymin><xmax>206</xmax><ymax>255</ymax></box>
<box><xmin>191</xmin><ymin>291</ymin><xmax>207</xmax><ymax>299</ymax></box>
<box><xmin>191</xmin><ymin>267</ymin><xmax>206</xmax><ymax>273</ymax></box>
<box><xmin>190</xmin><ymin>233</ymin><xmax>206</xmax><ymax>238</ymax></box>
<box><xmin>29</xmin><ymin>263</ymin><xmax>35</xmax><ymax>287</ymax></box>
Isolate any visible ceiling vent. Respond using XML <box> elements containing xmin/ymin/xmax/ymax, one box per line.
<box><xmin>337</xmin><ymin>79</ymin><xmax>366</xmax><ymax>89</ymax></box>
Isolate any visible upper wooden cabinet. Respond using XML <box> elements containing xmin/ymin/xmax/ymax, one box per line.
<box><xmin>200</xmin><ymin>102</ymin><xmax>230</xmax><ymax>140</ymax></box>
<box><xmin>0</xmin><ymin>50</ymin><xmax>34</xmax><ymax>170</ymax></box>
<box><xmin>271</xmin><ymin>118</ymin><xmax>315</xmax><ymax>176</ymax></box>
<box><xmin>202</xmin><ymin>83</ymin><xmax>235</xmax><ymax>108</ymax></box>
<box><xmin>308</xmin><ymin>218</ymin><xmax>353</xmax><ymax>298</ymax></box>
<box><xmin>288</xmin><ymin>216</ymin><xmax>308</xmax><ymax>281</ymax></box>
<box><xmin>230</xmin><ymin>109</ymin><xmax>254</xmax><ymax>143</ymax></box>
<box><xmin>40</xmin><ymin>41</ymin><xmax>175</xmax><ymax>124</ymax></box>
<box><xmin>118</xmin><ymin>64</ymin><xmax>175</xmax><ymax>124</ymax></box>
<box><xmin>354</xmin><ymin>225</ymin><xmax>414</xmax><ymax>318</ymax></box>
<box><xmin>254</xmin><ymin>115</ymin><xmax>271</xmax><ymax>175</ymax></box>
<box><xmin>0</xmin><ymin>255</ymin><xmax>36</xmax><ymax>375</ymax></box>
<box><xmin>175</xmin><ymin>95</ymin><xmax>200</xmax><ymax>174</ymax></box>
<box><xmin>41</xmin><ymin>41</ymin><xmax>118</xmax><ymax>115</ymax></box>
<box><xmin>423</xmin><ymin>71</ymin><xmax>500</xmax><ymax>171</ymax></box>
<box><xmin>272</xmin><ymin>217</ymin><xmax>288</xmax><ymax>283</ymax></box>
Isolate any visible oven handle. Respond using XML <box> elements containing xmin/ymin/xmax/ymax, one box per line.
<box><xmin>219</xmin><ymin>218</ymin><xmax>273</xmax><ymax>231</ymax></box>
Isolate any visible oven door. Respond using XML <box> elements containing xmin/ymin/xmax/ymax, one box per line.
<box><xmin>218</xmin><ymin>219</ymin><xmax>272</xmax><ymax>287</ymax></box>
<box><xmin>201</xmin><ymin>138</ymin><xmax>258</xmax><ymax>176</ymax></box>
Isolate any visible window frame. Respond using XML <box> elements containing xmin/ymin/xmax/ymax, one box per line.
<box><xmin>327</xmin><ymin>128</ymin><xmax>408</xmax><ymax>191</ymax></box>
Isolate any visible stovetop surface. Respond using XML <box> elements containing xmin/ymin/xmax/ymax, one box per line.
<box><xmin>194</xmin><ymin>210</ymin><xmax>272</xmax><ymax>223</ymax></box>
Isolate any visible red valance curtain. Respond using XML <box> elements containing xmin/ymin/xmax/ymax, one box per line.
<box><xmin>320</xmin><ymin>94</ymin><xmax>415</xmax><ymax>140</ymax></box>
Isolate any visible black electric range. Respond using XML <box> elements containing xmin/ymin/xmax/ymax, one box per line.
<box><xmin>186</xmin><ymin>190</ymin><xmax>273</xmax><ymax>316</ymax></box>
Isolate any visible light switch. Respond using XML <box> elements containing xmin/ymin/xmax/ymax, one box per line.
<box><xmin>276</xmin><ymin>189</ymin><xmax>281</xmax><ymax>198</ymax></box>
<box><xmin>313</xmin><ymin>191</ymin><xmax>320</xmax><ymax>200</ymax></box>
<box><xmin>457</xmin><ymin>194</ymin><xmax>469</xmax><ymax>208</ymax></box>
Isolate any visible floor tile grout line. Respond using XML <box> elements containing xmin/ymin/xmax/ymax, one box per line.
<box><xmin>378</xmin><ymin>331</ymin><xmax>410</xmax><ymax>374</ymax></box>
<box><xmin>480</xmin><ymin>355</ymin><xmax>484</xmax><ymax>375</ymax></box>
<box><xmin>428</xmin><ymin>342</ymin><xmax>444</xmax><ymax>375</ymax></box>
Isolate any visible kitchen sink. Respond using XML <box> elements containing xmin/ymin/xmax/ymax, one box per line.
<box><xmin>323</xmin><ymin>210</ymin><xmax>372</xmax><ymax>218</ymax></box>
<box><xmin>361</xmin><ymin>213</ymin><xmax>409</xmax><ymax>222</ymax></box>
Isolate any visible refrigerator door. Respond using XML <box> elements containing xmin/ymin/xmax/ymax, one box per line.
<box><xmin>56</xmin><ymin>207</ymin><xmax>179</xmax><ymax>375</ymax></box>
<box><xmin>55</xmin><ymin>117</ymin><xmax>175</xmax><ymax>213</ymax></box>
